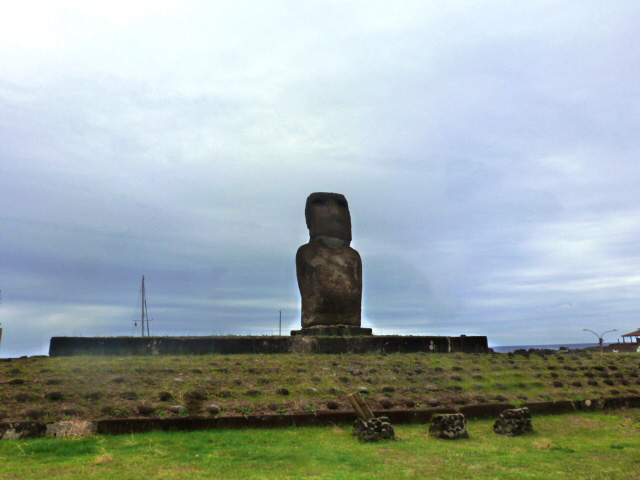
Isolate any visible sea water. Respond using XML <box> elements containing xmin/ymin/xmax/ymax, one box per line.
<box><xmin>490</xmin><ymin>343</ymin><xmax>612</xmax><ymax>353</ymax></box>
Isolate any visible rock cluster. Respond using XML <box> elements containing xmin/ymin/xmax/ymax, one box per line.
<box><xmin>429</xmin><ymin>413</ymin><xmax>469</xmax><ymax>439</ymax></box>
<box><xmin>493</xmin><ymin>407</ymin><xmax>534</xmax><ymax>436</ymax></box>
<box><xmin>353</xmin><ymin>416</ymin><xmax>395</xmax><ymax>442</ymax></box>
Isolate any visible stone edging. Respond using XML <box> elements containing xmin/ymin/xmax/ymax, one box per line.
<box><xmin>2</xmin><ymin>396</ymin><xmax>639</xmax><ymax>439</ymax></box>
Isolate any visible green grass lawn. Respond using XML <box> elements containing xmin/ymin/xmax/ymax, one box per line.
<box><xmin>1</xmin><ymin>409</ymin><xmax>639</xmax><ymax>479</ymax></box>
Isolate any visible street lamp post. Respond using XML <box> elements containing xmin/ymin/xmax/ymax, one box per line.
<box><xmin>582</xmin><ymin>328</ymin><xmax>618</xmax><ymax>355</ymax></box>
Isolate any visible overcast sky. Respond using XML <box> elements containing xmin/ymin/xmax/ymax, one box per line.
<box><xmin>1</xmin><ymin>1</ymin><xmax>639</xmax><ymax>357</ymax></box>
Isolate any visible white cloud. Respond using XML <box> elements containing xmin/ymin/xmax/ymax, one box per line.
<box><xmin>1</xmin><ymin>1</ymin><xmax>640</xmax><ymax>355</ymax></box>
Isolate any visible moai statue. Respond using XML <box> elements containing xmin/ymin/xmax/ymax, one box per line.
<box><xmin>293</xmin><ymin>192</ymin><xmax>371</xmax><ymax>336</ymax></box>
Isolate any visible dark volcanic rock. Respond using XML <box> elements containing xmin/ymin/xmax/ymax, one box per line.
<box><xmin>429</xmin><ymin>413</ymin><xmax>469</xmax><ymax>439</ymax></box>
<box><xmin>137</xmin><ymin>405</ymin><xmax>156</xmax><ymax>415</ymax></box>
<box><xmin>353</xmin><ymin>416</ymin><xmax>395</xmax><ymax>442</ymax></box>
<box><xmin>101</xmin><ymin>406</ymin><xmax>114</xmax><ymax>415</ymax></box>
<box><xmin>326</xmin><ymin>401</ymin><xmax>340</xmax><ymax>410</ymax></box>
<box><xmin>45</xmin><ymin>391</ymin><xmax>64</xmax><ymax>401</ymax></box>
<box><xmin>296</xmin><ymin>193</ymin><xmax>362</xmax><ymax>328</ymax></box>
<box><xmin>493</xmin><ymin>408</ymin><xmax>533</xmax><ymax>436</ymax></box>
<box><xmin>185</xmin><ymin>390</ymin><xmax>206</xmax><ymax>401</ymax></box>
<box><xmin>25</xmin><ymin>409</ymin><xmax>45</xmax><ymax>420</ymax></box>
<box><xmin>158</xmin><ymin>391</ymin><xmax>173</xmax><ymax>401</ymax></box>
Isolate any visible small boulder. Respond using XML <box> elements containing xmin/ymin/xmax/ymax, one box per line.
<box><xmin>427</xmin><ymin>397</ymin><xmax>440</xmax><ymax>407</ymax></box>
<box><xmin>100</xmin><ymin>406</ymin><xmax>114</xmax><ymax>416</ymax></box>
<box><xmin>185</xmin><ymin>390</ymin><xmax>206</xmax><ymax>401</ymax></box>
<box><xmin>62</xmin><ymin>408</ymin><xmax>81</xmax><ymax>417</ymax></box>
<box><xmin>45</xmin><ymin>391</ymin><xmax>64</xmax><ymax>401</ymax></box>
<box><xmin>326</xmin><ymin>401</ymin><xmax>340</xmax><ymax>410</ymax></box>
<box><xmin>137</xmin><ymin>405</ymin><xmax>156</xmax><ymax>416</ymax></box>
<box><xmin>25</xmin><ymin>409</ymin><xmax>45</xmax><ymax>420</ymax></box>
<box><xmin>158</xmin><ymin>391</ymin><xmax>173</xmax><ymax>401</ymax></box>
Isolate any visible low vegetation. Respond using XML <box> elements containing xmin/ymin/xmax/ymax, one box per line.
<box><xmin>1</xmin><ymin>350</ymin><xmax>639</xmax><ymax>423</ymax></box>
<box><xmin>0</xmin><ymin>409</ymin><xmax>639</xmax><ymax>479</ymax></box>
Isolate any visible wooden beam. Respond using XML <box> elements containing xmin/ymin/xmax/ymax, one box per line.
<box><xmin>348</xmin><ymin>392</ymin><xmax>374</xmax><ymax>420</ymax></box>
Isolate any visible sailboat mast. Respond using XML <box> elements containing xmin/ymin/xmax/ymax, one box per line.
<box><xmin>141</xmin><ymin>275</ymin><xmax>146</xmax><ymax>337</ymax></box>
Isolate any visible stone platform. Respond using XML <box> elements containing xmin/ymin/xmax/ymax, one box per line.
<box><xmin>49</xmin><ymin>334</ymin><xmax>488</xmax><ymax>356</ymax></box>
<box><xmin>290</xmin><ymin>326</ymin><xmax>373</xmax><ymax>336</ymax></box>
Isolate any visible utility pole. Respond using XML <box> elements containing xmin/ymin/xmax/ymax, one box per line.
<box><xmin>279</xmin><ymin>310</ymin><xmax>282</xmax><ymax>336</ymax></box>
<box><xmin>141</xmin><ymin>276</ymin><xmax>146</xmax><ymax>337</ymax></box>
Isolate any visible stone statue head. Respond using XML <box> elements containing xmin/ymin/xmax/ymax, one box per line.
<box><xmin>305</xmin><ymin>192</ymin><xmax>352</xmax><ymax>243</ymax></box>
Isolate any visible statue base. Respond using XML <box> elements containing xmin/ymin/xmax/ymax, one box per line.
<box><xmin>290</xmin><ymin>326</ymin><xmax>373</xmax><ymax>336</ymax></box>
<box><xmin>50</xmin><ymin>334</ymin><xmax>490</xmax><ymax>355</ymax></box>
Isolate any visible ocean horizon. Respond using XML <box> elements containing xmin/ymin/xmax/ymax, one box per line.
<box><xmin>490</xmin><ymin>342</ymin><xmax>615</xmax><ymax>353</ymax></box>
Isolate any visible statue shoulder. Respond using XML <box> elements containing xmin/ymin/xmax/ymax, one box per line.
<box><xmin>296</xmin><ymin>242</ymin><xmax>316</xmax><ymax>261</ymax></box>
<box><xmin>346</xmin><ymin>245</ymin><xmax>362</xmax><ymax>261</ymax></box>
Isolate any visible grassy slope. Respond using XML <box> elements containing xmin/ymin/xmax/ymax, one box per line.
<box><xmin>1</xmin><ymin>351</ymin><xmax>639</xmax><ymax>422</ymax></box>
<box><xmin>0</xmin><ymin>410</ymin><xmax>639</xmax><ymax>479</ymax></box>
